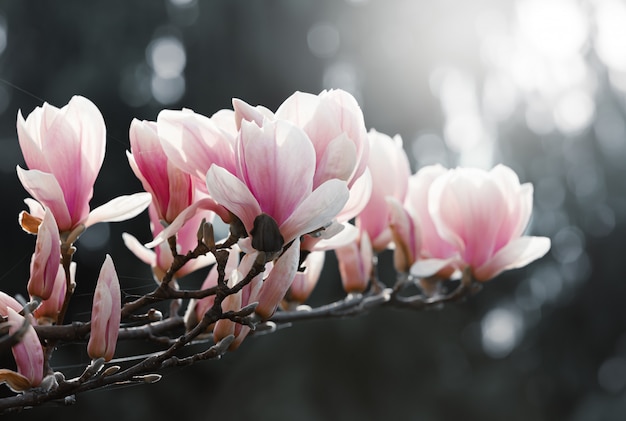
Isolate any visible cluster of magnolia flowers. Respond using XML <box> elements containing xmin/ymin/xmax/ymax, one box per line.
<box><xmin>0</xmin><ymin>91</ymin><xmax>550</xmax><ymax>394</ymax></box>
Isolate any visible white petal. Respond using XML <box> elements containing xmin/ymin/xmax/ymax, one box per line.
<box><xmin>410</xmin><ymin>257</ymin><xmax>459</xmax><ymax>278</ymax></box>
<box><xmin>84</xmin><ymin>192</ymin><xmax>151</xmax><ymax>227</ymax></box>
<box><xmin>122</xmin><ymin>233</ymin><xmax>156</xmax><ymax>266</ymax></box>
<box><xmin>144</xmin><ymin>198</ymin><xmax>220</xmax><ymax>248</ymax></box>
<box><xmin>280</xmin><ymin>179</ymin><xmax>349</xmax><ymax>243</ymax></box>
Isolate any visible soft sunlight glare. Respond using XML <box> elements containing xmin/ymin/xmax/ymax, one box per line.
<box><xmin>307</xmin><ymin>22</ymin><xmax>340</xmax><ymax>58</ymax></box>
<box><xmin>481</xmin><ymin>307</ymin><xmax>523</xmax><ymax>358</ymax></box>
<box><xmin>151</xmin><ymin>74</ymin><xmax>186</xmax><ymax>105</ymax></box>
<box><xmin>516</xmin><ymin>0</ymin><xmax>588</xmax><ymax>59</ymax></box>
<box><xmin>147</xmin><ymin>36</ymin><xmax>187</xmax><ymax>79</ymax></box>
<box><xmin>594</xmin><ymin>0</ymin><xmax>626</xmax><ymax>72</ymax></box>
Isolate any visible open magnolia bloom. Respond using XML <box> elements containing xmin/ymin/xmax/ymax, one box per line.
<box><xmin>233</xmin><ymin>89</ymin><xmax>371</xmax><ymax>224</ymax></box>
<box><xmin>206</xmin><ymin>118</ymin><xmax>350</xmax><ymax>255</ymax></box>
<box><xmin>409</xmin><ymin>165</ymin><xmax>551</xmax><ymax>282</ymax></box>
<box><xmin>16</xmin><ymin>96</ymin><xmax>151</xmax><ymax>237</ymax></box>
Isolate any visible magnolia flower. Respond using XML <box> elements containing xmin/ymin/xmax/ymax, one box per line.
<box><xmin>140</xmin><ymin>108</ymin><xmax>236</xmax><ymax>247</ymax></box>
<box><xmin>127</xmin><ymin>119</ymin><xmax>194</xmax><ymax>224</ymax></box>
<box><xmin>335</xmin><ymin>231</ymin><xmax>373</xmax><ymax>294</ymax></box>
<box><xmin>87</xmin><ymin>255</ymin><xmax>121</xmax><ymax>362</ymax></box>
<box><xmin>16</xmin><ymin>96</ymin><xmax>151</xmax><ymax>235</ymax></box>
<box><xmin>27</xmin><ymin>208</ymin><xmax>61</xmax><ymax>301</ymax></box>
<box><xmin>410</xmin><ymin>165</ymin><xmax>551</xmax><ymax>282</ymax></box>
<box><xmin>206</xmin><ymin>118</ymin><xmax>349</xmax><ymax>254</ymax></box>
<box><xmin>0</xmin><ymin>293</ymin><xmax>44</xmax><ymax>391</ymax></box>
<box><xmin>356</xmin><ymin>129</ymin><xmax>411</xmax><ymax>251</ymax></box>
<box><xmin>233</xmin><ymin>89</ymin><xmax>371</xmax><ymax>223</ymax></box>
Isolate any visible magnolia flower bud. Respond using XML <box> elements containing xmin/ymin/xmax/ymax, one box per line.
<box><xmin>27</xmin><ymin>208</ymin><xmax>61</xmax><ymax>301</ymax></box>
<box><xmin>87</xmin><ymin>255</ymin><xmax>121</xmax><ymax>362</ymax></box>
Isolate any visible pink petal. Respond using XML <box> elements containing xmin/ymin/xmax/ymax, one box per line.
<box><xmin>256</xmin><ymin>237</ymin><xmax>301</xmax><ymax>319</ymax></box>
<box><xmin>313</xmin><ymin>133</ymin><xmax>357</xmax><ymax>187</ymax></box>
<box><xmin>17</xmin><ymin>110</ymin><xmax>49</xmax><ymax>173</ymax></box>
<box><xmin>7</xmin><ymin>308</ymin><xmax>44</xmax><ymax>388</ymax></box>
<box><xmin>122</xmin><ymin>232</ymin><xmax>157</xmax><ymax>267</ymax></box>
<box><xmin>429</xmin><ymin>168</ymin><xmax>508</xmax><ymax>267</ymax></box>
<box><xmin>474</xmin><ymin>236</ymin><xmax>551</xmax><ymax>281</ymax></box>
<box><xmin>336</xmin><ymin>169</ymin><xmax>372</xmax><ymax>223</ymax></box>
<box><xmin>232</xmin><ymin>98</ymin><xmax>275</xmax><ymax>130</ymax></box>
<box><xmin>206</xmin><ymin>165</ymin><xmax>262</xmax><ymax>234</ymax></box>
<box><xmin>17</xmin><ymin>166</ymin><xmax>72</xmax><ymax>230</ymax></box>
<box><xmin>87</xmin><ymin>255</ymin><xmax>121</xmax><ymax>362</ymax></box>
<box><xmin>279</xmin><ymin>179</ymin><xmax>349</xmax><ymax>244</ymax></box>
<box><xmin>237</xmin><ymin>119</ymin><xmax>315</xmax><ymax>225</ymax></box>
<box><xmin>157</xmin><ymin>108</ymin><xmax>237</xmax><ymax>181</ymax></box>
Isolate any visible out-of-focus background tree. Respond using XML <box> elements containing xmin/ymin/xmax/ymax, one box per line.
<box><xmin>1</xmin><ymin>0</ymin><xmax>625</xmax><ymax>419</ymax></box>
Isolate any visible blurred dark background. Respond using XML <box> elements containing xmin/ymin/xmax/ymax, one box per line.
<box><xmin>1</xmin><ymin>0</ymin><xmax>626</xmax><ymax>420</ymax></box>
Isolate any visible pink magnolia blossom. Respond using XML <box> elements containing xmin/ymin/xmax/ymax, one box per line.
<box><xmin>27</xmin><ymin>208</ymin><xmax>61</xmax><ymax>300</ymax></box>
<box><xmin>335</xmin><ymin>231</ymin><xmax>373</xmax><ymax>294</ymax></box>
<box><xmin>410</xmin><ymin>165</ymin><xmax>551</xmax><ymax>282</ymax></box>
<box><xmin>356</xmin><ymin>129</ymin><xmax>411</xmax><ymax>251</ymax></box>
<box><xmin>206</xmin><ymin>118</ymin><xmax>349</xmax><ymax>253</ymax></box>
<box><xmin>127</xmin><ymin>119</ymin><xmax>194</xmax><ymax>224</ymax></box>
<box><xmin>0</xmin><ymin>293</ymin><xmax>43</xmax><ymax>391</ymax></box>
<box><xmin>16</xmin><ymin>96</ymin><xmax>151</xmax><ymax>234</ymax></box>
<box><xmin>87</xmin><ymin>255</ymin><xmax>121</xmax><ymax>362</ymax></box>
<box><xmin>233</xmin><ymin>89</ymin><xmax>371</xmax><ymax>222</ymax></box>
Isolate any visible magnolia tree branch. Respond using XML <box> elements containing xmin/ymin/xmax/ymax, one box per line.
<box><xmin>0</xmin><ymin>213</ymin><xmax>486</xmax><ymax>415</ymax></box>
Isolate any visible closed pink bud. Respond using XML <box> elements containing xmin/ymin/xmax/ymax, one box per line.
<box><xmin>284</xmin><ymin>250</ymin><xmax>325</xmax><ymax>307</ymax></box>
<box><xmin>27</xmin><ymin>208</ymin><xmax>61</xmax><ymax>300</ymax></box>
<box><xmin>0</xmin><ymin>294</ymin><xmax>45</xmax><ymax>389</ymax></box>
<box><xmin>87</xmin><ymin>255</ymin><xmax>121</xmax><ymax>361</ymax></box>
<box><xmin>387</xmin><ymin>198</ymin><xmax>421</xmax><ymax>273</ymax></box>
<box><xmin>335</xmin><ymin>232</ymin><xmax>373</xmax><ymax>293</ymax></box>
<box><xmin>255</xmin><ymin>237</ymin><xmax>302</xmax><ymax>319</ymax></box>
<box><xmin>4</xmin><ymin>308</ymin><xmax>44</xmax><ymax>390</ymax></box>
